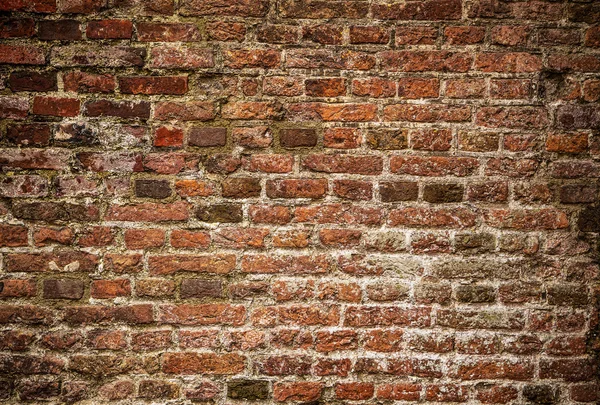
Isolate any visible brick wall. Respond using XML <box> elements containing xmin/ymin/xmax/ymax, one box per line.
<box><xmin>0</xmin><ymin>0</ymin><xmax>599</xmax><ymax>403</ymax></box>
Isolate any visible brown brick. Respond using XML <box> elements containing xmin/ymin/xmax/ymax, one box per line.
<box><xmin>43</xmin><ymin>279</ymin><xmax>84</xmax><ymax>300</ymax></box>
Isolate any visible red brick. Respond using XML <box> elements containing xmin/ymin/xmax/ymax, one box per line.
<box><xmin>335</xmin><ymin>382</ymin><xmax>374</xmax><ymax>400</ymax></box>
<box><xmin>410</xmin><ymin>128</ymin><xmax>452</xmax><ymax>151</ymax></box>
<box><xmin>373</xmin><ymin>0</ymin><xmax>461</xmax><ymax>20</ymax></box>
<box><xmin>266</xmin><ymin>179</ymin><xmax>328</xmax><ymax>199</ymax></box>
<box><xmin>0</xmin><ymin>96</ymin><xmax>28</xmax><ymax>119</ymax></box>
<box><xmin>243</xmin><ymin>154</ymin><xmax>294</xmax><ymax>173</ymax></box>
<box><xmin>319</xmin><ymin>229</ymin><xmax>362</xmax><ymax>247</ymax></box>
<box><xmin>273</xmin><ymin>382</ymin><xmax>322</xmax><ymax>402</ymax></box>
<box><xmin>305</xmin><ymin>78</ymin><xmax>346</xmax><ymax>97</ymax></box>
<box><xmin>86</xmin><ymin>19</ymin><xmax>132</xmax><ymax>39</ymax></box>
<box><xmin>398</xmin><ymin>77</ymin><xmax>440</xmax><ymax>98</ymax></box>
<box><xmin>105</xmin><ymin>254</ymin><xmax>142</xmax><ymax>274</ymax></box>
<box><xmin>154</xmin><ymin>126</ymin><xmax>183</xmax><ymax>147</ymax></box>
<box><xmin>9</xmin><ymin>71</ymin><xmax>57</xmax><ymax>92</ymax></box>
<box><xmin>84</xmin><ymin>99</ymin><xmax>150</xmax><ymax>119</ymax></box>
<box><xmin>286</xmin><ymin>49</ymin><xmax>376</xmax><ymax>70</ymax></box>
<box><xmin>484</xmin><ymin>208</ymin><xmax>569</xmax><ymax>230</ymax></box>
<box><xmin>0</xmin><ymin>18</ymin><xmax>36</xmax><ymax>38</ymax></box>
<box><xmin>256</xmin><ymin>24</ymin><xmax>299</xmax><ymax>44</ymax></box>
<box><xmin>476</xmin><ymin>106</ymin><xmax>548</xmax><ymax>128</ymax></box>
<box><xmin>77</xmin><ymin>152</ymin><xmax>143</xmax><ymax>172</ymax></box>
<box><xmin>232</xmin><ymin>126</ymin><xmax>271</xmax><ymax>148</ymax></box>
<box><xmin>91</xmin><ymin>279</ymin><xmax>131</xmax><ymax>299</ymax></box>
<box><xmin>149</xmin><ymin>254</ymin><xmax>235</xmax><ymax>275</ymax></box>
<box><xmin>158</xmin><ymin>304</ymin><xmax>245</xmax><ymax>326</ymax></box>
<box><xmin>78</xmin><ymin>226</ymin><xmax>114</xmax><ymax>247</ymax></box>
<box><xmin>548</xmin><ymin>54</ymin><xmax>600</xmax><ymax>72</ymax></box>
<box><xmin>0</xmin><ymin>279</ymin><xmax>36</xmax><ymax>298</ymax></box>
<box><xmin>492</xmin><ymin>25</ymin><xmax>529</xmax><ymax>46</ymax></box>
<box><xmin>390</xmin><ymin>207</ymin><xmax>477</xmax><ymax>228</ymax></box>
<box><xmin>324</xmin><ymin>127</ymin><xmax>361</xmax><ymax>149</ymax></box>
<box><xmin>0</xmin><ymin>224</ymin><xmax>28</xmax><ymax>247</ymax></box>
<box><xmin>223</xmin><ymin>49</ymin><xmax>281</xmax><ymax>69</ymax></box>
<box><xmin>426</xmin><ymin>385</ymin><xmax>469</xmax><ymax>402</ymax></box>
<box><xmin>214</xmin><ymin>227</ymin><xmax>268</xmax><ymax>248</ymax></box>
<box><xmin>241</xmin><ymin>255</ymin><xmax>330</xmax><ymax>275</ymax></box>
<box><xmin>490</xmin><ymin>79</ymin><xmax>531</xmax><ymax>99</ymax></box>
<box><xmin>51</xmin><ymin>45</ymin><xmax>145</xmax><ymax>67</ymax></box>
<box><xmin>363</xmin><ymin>329</ymin><xmax>404</xmax><ymax>352</ymax></box>
<box><xmin>33</xmin><ymin>227</ymin><xmax>74</xmax><ymax>246</ymax></box>
<box><xmin>63</xmin><ymin>71</ymin><xmax>115</xmax><ymax>93</ymax></box>
<box><xmin>385</xmin><ymin>104</ymin><xmax>471</xmax><ymax>122</ymax></box>
<box><xmin>583</xmin><ymin>79</ymin><xmax>600</xmax><ymax>102</ymax></box>
<box><xmin>546</xmin><ymin>132</ymin><xmax>588</xmax><ymax>153</ymax></box>
<box><xmin>118</xmin><ymin>76</ymin><xmax>187</xmax><ymax>95</ymax></box>
<box><xmin>345</xmin><ymin>306</ymin><xmax>431</xmax><ymax>327</ymax></box>
<box><xmin>137</xmin><ymin>22</ymin><xmax>200</xmax><ymax>42</ymax></box>
<box><xmin>249</xmin><ymin>205</ymin><xmax>291</xmax><ymax>224</ymax></box>
<box><xmin>295</xmin><ymin>204</ymin><xmax>383</xmax><ymax>225</ymax></box>
<box><xmin>181</xmin><ymin>0</ymin><xmax>268</xmax><ymax>16</ymax></box>
<box><xmin>175</xmin><ymin>179</ymin><xmax>214</xmax><ymax>197</ymax></box>
<box><xmin>391</xmin><ymin>156</ymin><xmax>479</xmax><ymax>176</ymax></box>
<box><xmin>377</xmin><ymin>383</ymin><xmax>421</xmax><ymax>401</ymax></box>
<box><xmin>0</xmin><ymin>305</ymin><xmax>54</xmax><ymax>325</ymax></box>
<box><xmin>124</xmin><ymin>229</ymin><xmax>165</xmax><ymax>249</ymax></box>
<box><xmin>585</xmin><ymin>26</ymin><xmax>600</xmax><ymax>47</ymax></box>
<box><xmin>476</xmin><ymin>385</ymin><xmax>518</xmax><ymax>404</ymax></box>
<box><xmin>280</xmin><ymin>0</ymin><xmax>368</xmax><ymax>19</ymax></box>
<box><xmin>288</xmin><ymin>102</ymin><xmax>377</xmax><ymax>122</ymax></box>
<box><xmin>352</xmin><ymin>78</ymin><xmax>396</xmax><ymax>98</ymax></box>
<box><xmin>540</xmin><ymin>28</ymin><xmax>580</xmax><ymax>46</ymax></box>
<box><xmin>154</xmin><ymin>101</ymin><xmax>214</xmax><ymax>121</ymax></box>
<box><xmin>476</xmin><ymin>52</ymin><xmax>542</xmax><ymax>72</ymax></box>
<box><xmin>333</xmin><ymin>180</ymin><xmax>373</xmax><ymax>200</ymax></box>
<box><xmin>0</xmin><ymin>44</ymin><xmax>45</xmax><ymax>65</ymax></box>
<box><xmin>163</xmin><ymin>352</ymin><xmax>245</xmax><ymax>374</ymax></box>
<box><xmin>39</xmin><ymin>20</ymin><xmax>81</xmax><ymax>40</ymax></box>
<box><xmin>303</xmin><ymin>154</ymin><xmax>383</xmax><ymax>175</ymax></box>
<box><xmin>350</xmin><ymin>26</ymin><xmax>390</xmax><ymax>44</ymax></box>
<box><xmin>105</xmin><ymin>202</ymin><xmax>188</xmax><ymax>222</ymax></box>
<box><xmin>446</xmin><ymin>78</ymin><xmax>486</xmax><ymax>98</ymax></box>
<box><xmin>206</xmin><ymin>21</ymin><xmax>245</xmax><ymax>41</ymax></box>
<box><xmin>58</xmin><ymin>0</ymin><xmax>104</xmax><ymax>13</ymax></box>
<box><xmin>380</xmin><ymin>51</ymin><xmax>472</xmax><ymax>72</ymax></box>
<box><xmin>150</xmin><ymin>46</ymin><xmax>214</xmax><ymax>69</ymax></box>
<box><xmin>303</xmin><ymin>24</ymin><xmax>343</xmax><ymax>44</ymax></box>
<box><xmin>222</xmin><ymin>102</ymin><xmax>282</xmax><ymax>120</ymax></box>
<box><xmin>33</xmin><ymin>97</ymin><xmax>79</xmax><ymax>117</ymax></box>
<box><xmin>396</xmin><ymin>26</ymin><xmax>438</xmax><ymax>45</ymax></box>
<box><xmin>445</xmin><ymin>26</ymin><xmax>485</xmax><ymax>44</ymax></box>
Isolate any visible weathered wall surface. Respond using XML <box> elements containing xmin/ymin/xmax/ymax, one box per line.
<box><xmin>0</xmin><ymin>0</ymin><xmax>599</xmax><ymax>403</ymax></box>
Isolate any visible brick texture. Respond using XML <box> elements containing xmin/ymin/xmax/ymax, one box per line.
<box><xmin>0</xmin><ymin>1</ymin><xmax>599</xmax><ymax>404</ymax></box>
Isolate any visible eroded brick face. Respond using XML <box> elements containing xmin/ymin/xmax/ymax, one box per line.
<box><xmin>0</xmin><ymin>1</ymin><xmax>599</xmax><ymax>403</ymax></box>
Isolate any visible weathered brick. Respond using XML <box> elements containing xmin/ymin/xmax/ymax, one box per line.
<box><xmin>84</xmin><ymin>99</ymin><xmax>150</xmax><ymax>119</ymax></box>
<box><xmin>150</xmin><ymin>46</ymin><xmax>214</xmax><ymax>69</ymax></box>
<box><xmin>9</xmin><ymin>71</ymin><xmax>57</xmax><ymax>92</ymax></box>
<box><xmin>119</xmin><ymin>76</ymin><xmax>187</xmax><ymax>95</ymax></box>
<box><xmin>266</xmin><ymin>179</ymin><xmax>327</xmax><ymax>199</ymax></box>
<box><xmin>0</xmin><ymin>44</ymin><xmax>45</xmax><ymax>65</ymax></box>
<box><xmin>0</xmin><ymin>18</ymin><xmax>36</xmax><ymax>38</ymax></box>
<box><xmin>39</xmin><ymin>20</ymin><xmax>81</xmax><ymax>40</ymax></box>
<box><xmin>86</xmin><ymin>19</ymin><xmax>132</xmax><ymax>39</ymax></box>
